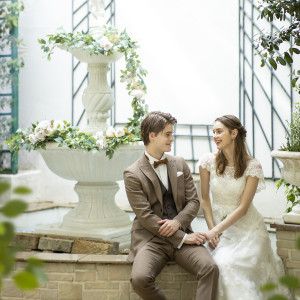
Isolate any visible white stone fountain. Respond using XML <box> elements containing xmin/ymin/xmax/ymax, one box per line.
<box><xmin>35</xmin><ymin>0</ymin><xmax>144</xmax><ymax>249</ymax></box>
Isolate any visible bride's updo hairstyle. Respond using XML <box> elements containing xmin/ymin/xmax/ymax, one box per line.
<box><xmin>215</xmin><ymin>115</ymin><xmax>248</xmax><ymax>179</ymax></box>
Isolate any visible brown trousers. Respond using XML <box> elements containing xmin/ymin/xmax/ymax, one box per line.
<box><xmin>131</xmin><ymin>238</ymin><xmax>219</xmax><ymax>300</ymax></box>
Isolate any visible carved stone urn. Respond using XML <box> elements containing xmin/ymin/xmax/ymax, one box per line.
<box><xmin>271</xmin><ymin>150</ymin><xmax>300</xmax><ymax>224</ymax></box>
<box><xmin>36</xmin><ymin>142</ymin><xmax>143</xmax><ymax>249</ymax></box>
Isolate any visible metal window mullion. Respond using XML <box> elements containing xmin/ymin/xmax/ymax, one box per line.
<box><xmin>243</xmin><ymin>0</ymin><xmax>246</xmax><ymax>127</ymax></box>
<box><xmin>251</xmin><ymin>1</ymin><xmax>255</xmax><ymax>158</ymax></box>
<box><xmin>10</xmin><ymin>0</ymin><xmax>19</xmax><ymax>174</ymax></box>
<box><xmin>190</xmin><ymin>126</ymin><xmax>195</xmax><ymax>174</ymax></box>
<box><xmin>239</xmin><ymin>0</ymin><xmax>242</xmax><ymax>120</ymax></box>
<box><xmin>206</xmin><ymin>125</ymin><xmax>212</xmax><ymax>153</ymax></box>
<box><xmin>270</xmin><ymin>23</ymin><xmax>275</xmax><ymax>178</ymax></box>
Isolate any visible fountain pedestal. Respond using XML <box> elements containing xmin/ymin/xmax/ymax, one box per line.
<box><xmin>35</xmin><ymin>142</ymin><xmax>144</xmax><ymax>249</ymax></box>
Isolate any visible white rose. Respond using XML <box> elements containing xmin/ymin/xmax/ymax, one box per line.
<box><xmin>131</xmin><ymin>89</ymin><xmax>145</xmax><ymax>100</ymax></box>
<box><xmin>94</xmin><ymin>131</ymin><xmax>104</xmax><ymax>140</ymax></box>
<box><xmin>115</xmin><ymin>128</ymin><xmax>125</xmax><ymax>137</ymax></box>
<box><xmin>28</xmin><ymin>134</ymin><xmax>37</xmax><ymax>144</ymax></box>
<box><xmin>106</xmin><ymin>126</ymin><xmax>116</xmax><ymax>138</ymax></box>
<box><xmin>99</xmin><ymin>36</ymin><xmax>113</xmax><ymax>51</ymax></box>
<box><xmin>37</xmin><ymin>120</ymin><xmax>50</xmax><ymax>129</ymax></box>
<box><xmin>96</xmin><ymin>138</ymin><xmax>107</xmax><ymax>149</ymax></box>
<box><xmin>34</xmin><ymin>130</ymin><xmax>46</xmax><ymax>141</ymax></box>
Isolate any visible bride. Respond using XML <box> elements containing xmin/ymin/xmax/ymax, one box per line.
<box><xmin>198</xmin><ymin>115</ymin><xmax>289</xmax><ymax>299</ymax></box>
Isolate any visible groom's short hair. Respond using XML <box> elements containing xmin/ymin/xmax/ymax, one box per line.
<box><xmin>141</xmin><ymin>111</ymin><xmax>177</xmax><ymax>145</ymax></box>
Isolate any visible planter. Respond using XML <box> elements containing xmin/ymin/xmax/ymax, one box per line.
<box><xmin>35</xmin><ymin>142</ymin><xmax>144</xmax><ymax>249</ymax></box>
<box><xmin>271</xmin><ymin>150</ymin><xmax>300</xmax><ymax>224</ymax></box>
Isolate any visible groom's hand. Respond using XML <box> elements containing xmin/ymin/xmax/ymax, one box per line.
<box><xmin>184</xmin><ymin>232</ymin><xmax>207</xmax><ymax>245</ymax></box>
<box><xmin>158</xmin><ymin>219</ymin><xmax>180</xmax><ymax>237</ymax></box>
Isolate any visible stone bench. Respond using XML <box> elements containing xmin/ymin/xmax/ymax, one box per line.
<box><xmin>1</xmin><ymin>252</ymin><xmax>198</xmax><ymax>300</ymax></box>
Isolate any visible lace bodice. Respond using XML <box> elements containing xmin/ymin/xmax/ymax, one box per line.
<box><xmin>198</xmin><ymin>153</ymin><xmax>265</xmax><ymax>210</ymax></box>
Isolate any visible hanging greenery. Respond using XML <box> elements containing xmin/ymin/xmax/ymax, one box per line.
<box><xmin>256</xmin><ymin>0</ymin><xmax>300</xmax><ymax>94</ymax></box>
<box><xmin>6</xmin><ymin>25</ymin><xmax>149</xmax><ymax>159</ymax></box>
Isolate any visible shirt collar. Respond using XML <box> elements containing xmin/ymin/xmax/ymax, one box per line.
<box><xmin>145</xmin><ymin>151</ymin><xmax>166</xmax><ymax>166</ymax></box>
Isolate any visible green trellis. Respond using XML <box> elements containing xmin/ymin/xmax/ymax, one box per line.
<box><xmin>0</xmin><ymin>0</ymin><xmax>20</xmax><ymax>174</ymax></box>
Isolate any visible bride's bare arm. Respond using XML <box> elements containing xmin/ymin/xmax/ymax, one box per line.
<box><xmin>199</xmin><ymin>166</ymin><xmax>216</xmax><ymax>230</ymax></box>
<box><xmin>205</xmin><ymin>176</ymin><xmax>259</xmax><ymax>241</ymax></box>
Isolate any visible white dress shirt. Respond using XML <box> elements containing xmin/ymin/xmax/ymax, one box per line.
<box><xmin>145</xmin><ymin>151</ymin><xmax>168</xmax><ymax>189</ymax></box>
<box><xmin>144</xmin><ymin>151</ymin><xmax>187</xmax><ymax>248</ymax></box>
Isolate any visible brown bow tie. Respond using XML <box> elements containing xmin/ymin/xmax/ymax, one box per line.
<box><xmin>145</xmin><ymin>154</ymin><xmax>168</xmax><ymax>169</ymax></box>
<box><xmin>153</xmin><ymin>158</ymin><xmax>168</xmax><ymax>169</ymax></box>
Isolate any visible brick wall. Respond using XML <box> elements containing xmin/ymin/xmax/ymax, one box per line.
<box><xmin>1</xmin><ymin>253</ymin><xmax>197</xmax><ymax>300</ymax></box>
<box><xmin>271</xmin><ymin>222</ymin><xmax>300</xmax><ymax>297</ymax></box>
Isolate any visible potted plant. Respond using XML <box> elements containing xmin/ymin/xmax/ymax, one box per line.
<box><xmin>271</xmin><ymin>103</ymin><xmax>300</xmax><ymax>224</ymax></box>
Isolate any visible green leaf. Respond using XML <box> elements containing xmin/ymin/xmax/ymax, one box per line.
<box><xmin>0</xmin><ymin>182</ymin><xmax>10</xmax><ymax>196</ymax></box>
<box><xmin>292</xmin><ymin>78</ymin><xmax>299</xmax><ymax>88</ymax></box>
<box><xmin>0</xmin><ymin>221</ymin><xmax>5</xmax><ymax>235</ymax></box>
<box><xmin>279</xmin><ymin>275</ymin><xmax>300</xmax><ymax>289</ymax></box>
<box><xmin>268</xmin><ymin>57</ymin><xmax>277</xmax><ymax>70</ymax></box>
<box><xmin>0</xmin><ymin>222</ymin><xmax>15</xmax><ymax>247</ymax></box>
<box><xmin>260</xmin><ymin>282</ymin><xmax>277</xmax><ymax>292</ymax></box>
<box><xmin>284</xmin><ymin>52</ymin><xmax>293</xmax><ymax>65</ymax></box>
<box><xmin>13</xmin><ymin>186</ymin><xmax>31</xmax><ymax>195</ymax></box>
<box><xmin>291</xmin><ymin>48</ymin><xmax>300</xmax><ymax>54</ymax></box>
<box><xmin>1</xmin><ymin>200</ymin><xmax>27</xmax><ymax>218</ymax></box>
<box><xmin>27</xmin><ymin>257</ymin><xmax>44</xmax><ymax>268</ymax></box>
<box><xmin>277</xmin><ymin>57</ymin><xmax>286</xmax><ymax>66</ymax></box>
<box><xmin>268</xmin><ymin>295</ymin><xmax>289</xmax><ymax>300</ymax></box>
<box><xmin>13</xmin><ymin>270</ymin><xmax>39</xmax><ymax>290</ymax></box>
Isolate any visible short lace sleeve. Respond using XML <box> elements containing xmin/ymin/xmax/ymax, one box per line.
<box><xmin>197</xmin><ymin>153</ymin><xmax>215</xmax><ymax>172</ymax></box>
<box><xmin>245</xmin><ymin>159</ymin><xmax>266</xmax><ymax>193</ymax></box>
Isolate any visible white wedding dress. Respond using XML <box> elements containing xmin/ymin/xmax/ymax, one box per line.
<box><xmin>198</xmin><ymin>153</ymin><xmax>290</xmax><ymax>300</ymax></box>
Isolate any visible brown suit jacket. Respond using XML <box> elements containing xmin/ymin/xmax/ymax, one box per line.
<box><xmin>123</xmin><ymin>154</ymin><xmax>200</xmax><ymax>262</ymax></box>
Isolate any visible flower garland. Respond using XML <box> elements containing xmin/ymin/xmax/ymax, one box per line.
<box><xmin>6</xmin><ymin>120</ymin><xmax>140</xmax><ymax>159</ymax></box>
<box><xmin>6</xmin><ymin>25</ymin><xmax>148</xmax><ymax>158</ymax></box>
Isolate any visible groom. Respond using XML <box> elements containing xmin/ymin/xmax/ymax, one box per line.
<box><xmin>123</xmin><ymin>111</ymin><xmax>218</xmax><ymax>300</ymax></box>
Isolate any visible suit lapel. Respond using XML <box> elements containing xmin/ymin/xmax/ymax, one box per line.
<box><xmin>139</xmin><ymin>155</ymin><xmax>163</xmax><ymax>204</ymax></box>
<box><xmin>166</xmin><ymin>156</ymin><xmax>178</xmax><ymax>208</ymax></box>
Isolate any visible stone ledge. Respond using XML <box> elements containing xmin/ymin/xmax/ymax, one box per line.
<box><xmin>271</xmin><ymin>222</ymin><xmax>300</xmax><ymax>232</ymax></box>
<box><xmin>12</xmin><ymin>233</ymin><xmax>119</xmax><ymax>255</ymax></box>
<box><xmin>16</xmin><ymin>252</ymin><xmax>131</xmax><ymax>264</ymax></box>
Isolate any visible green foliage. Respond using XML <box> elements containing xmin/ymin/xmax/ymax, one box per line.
<box><xmin>280</xmin><ymin>103</ymin><xmax>300</xmax><ymax>152</ymax></box>
<box><xmin>261</xmin><ymin>282</ymin><xmax>278</xmax><ymax>292</ymax></box>
<box><xmin>279</xmin><ymin>275</ymin><xmax>300</xmax><ymax>290</ymax></box>
<box><xmin>276</xmin><ymin>178</ymin><xmax>300</xmax><ymax>212</ymax></box>
<box><xmin>0</xmin><ymin>0</ymin><xmax>25</xmax><ymax>173</ymax></box>
<box><xmin>268</xmin><ymin>295</ymin><xmax>290</xmax><ymax>300</ymax></box>
<box><xmin>38</xmin><ymin>25</ymin><xmax>148</xmax><ymax>141</ymax></box>
<box><xmin>5</xmin><ymin>120</ymin><xmax>140</xmax><ymax>159</ymax></box>
<box><xmin>0</xmin><ymin>182</ymin><xmax>46</xmax><ymax>292</ymax></box>
<box><xmin>0</xmin><ymin>0</ymin><xmax>25</xmax><ymax>89</ymax></box>
<box><xmin>256</xmin><ymin>0</ymin><xmax>300</xmax><ymax>94</ymax></box>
